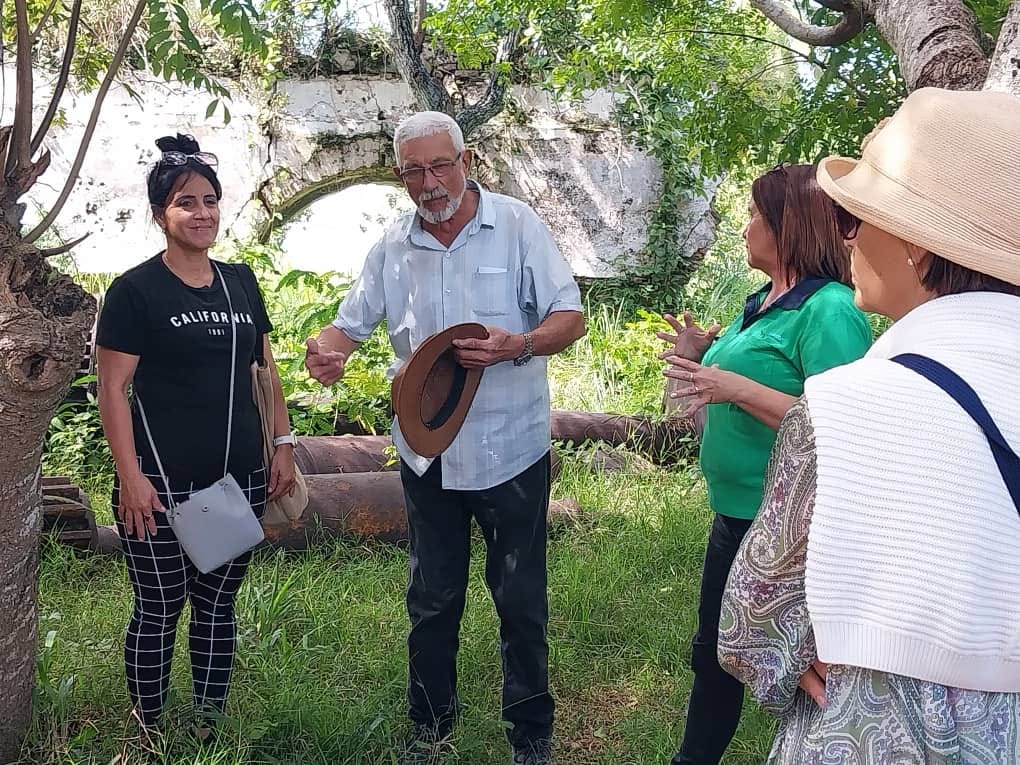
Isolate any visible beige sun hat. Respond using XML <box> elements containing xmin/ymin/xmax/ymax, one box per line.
<box><xmin>816</xmin><ymin>87</ymin><xmax>1020</xmax><ymax>286</ymax></box>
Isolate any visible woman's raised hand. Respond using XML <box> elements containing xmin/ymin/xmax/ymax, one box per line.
<box><xmin>656</xmin><ymin>311</ymin><xmax>722</xmax><ymax>363</ymax></box>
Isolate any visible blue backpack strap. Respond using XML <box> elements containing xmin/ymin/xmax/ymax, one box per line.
<box><xmin>891</xmin><ymin>353</ymin><xmax>1020</xmax><ymax>515</ymax></box>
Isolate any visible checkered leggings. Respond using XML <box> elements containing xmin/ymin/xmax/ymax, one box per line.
<box><xmin>114</xmin><ymin>464</ymin><xmax>267</xmax><ymax>727</ymax></box>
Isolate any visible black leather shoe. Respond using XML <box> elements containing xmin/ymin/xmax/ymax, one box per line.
<box><xmin>511</xmin><ymin>738</ymin><xmax>553</xmax><ymax>765</ymax></box>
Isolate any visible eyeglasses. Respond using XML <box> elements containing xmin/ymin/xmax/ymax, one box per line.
<box><xmin>160</xmin><ymin>151</ymin><xmax>219</xmax><ymax>169</ymax></box>
<box><xmin>398</xmin><ymin>153</ymin><xmax>462</xmax><ymax>183</ymax></box>
<box><xmin>833</xmin><ymin>203</ymin><xmax>862</xmax><ymax>240</ymax></box>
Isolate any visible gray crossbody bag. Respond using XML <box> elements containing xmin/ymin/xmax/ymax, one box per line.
<box><xmin>136</xmin><ymin>262</ymin><xmax>265</xmax><ymax>573</ymax></box>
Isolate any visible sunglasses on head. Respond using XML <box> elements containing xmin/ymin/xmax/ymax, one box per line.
<box><xmin>160</xmin><ymin>150</ymin><xmax>219</xmax><ymax>169</ymax></box>
<box><xmin>833</xmin><ymin>203</ymin><xmax>862</xmax><ymax>239</ymax></box>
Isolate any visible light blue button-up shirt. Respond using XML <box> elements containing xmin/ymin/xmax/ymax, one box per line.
<box><xmin>333</xmin><ymin>182</ymin><xmax>583</xmax><ymax>490</ymax></box>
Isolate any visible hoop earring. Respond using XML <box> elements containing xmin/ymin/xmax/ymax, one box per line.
<box><xmin>907</xmin><ymin>257</ymin><xmax>923</xmax><ymax>283</ymax></box>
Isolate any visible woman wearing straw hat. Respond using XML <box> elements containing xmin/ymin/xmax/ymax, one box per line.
<box><xmin>718</xmin><ymin>87</ymin><xmax>1020</xmax><ymax>763</ymax></box>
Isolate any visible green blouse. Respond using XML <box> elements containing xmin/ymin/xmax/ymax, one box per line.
<box><xmin>699</xmin><ymin>279</ymin><xmax>870</xmax><ymax>519</ymax></box>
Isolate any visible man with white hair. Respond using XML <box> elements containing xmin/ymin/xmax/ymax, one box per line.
<box><xmin>305</xmin><ymin>111</ymin><xmax>585</xmax><ymax>764</ymax></box>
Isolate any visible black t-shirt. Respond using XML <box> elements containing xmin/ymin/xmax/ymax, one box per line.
<box><xmin>97</xmin><ymin>254</ymin><xmax>273</xmax><ymax>483</ymax></box>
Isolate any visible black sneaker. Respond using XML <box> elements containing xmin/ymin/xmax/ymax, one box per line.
<box><xmin>511</xmin><ymin>738</ymin><xmax>553</xmax><ymax>765</ymax></box>
<box><xmin>401</xmin><ymin>723</ymin><xmax>452</xmax><ymax>765</ymax></box>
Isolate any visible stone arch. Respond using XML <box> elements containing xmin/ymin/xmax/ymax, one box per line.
<box><xmin>256</xmin><ymin>132</ymin><xmax>401</xmax><ymax>239</ymax></box>
<box><xmin>253</xmin><ymin>78</ymin><xmax>718</xmax><ymax>277</ymax></box>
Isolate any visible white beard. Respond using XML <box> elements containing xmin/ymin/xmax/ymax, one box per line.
<box><xmin>417</xmin><ymin>187</ymin><xmax>464</xmax><ymax>224</ymax></box>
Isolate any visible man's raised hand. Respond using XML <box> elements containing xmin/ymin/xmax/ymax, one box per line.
<box><xmin>305</xmin><ymin>336</ymin><xmax>347</xmax><ymax>386</ymax></box>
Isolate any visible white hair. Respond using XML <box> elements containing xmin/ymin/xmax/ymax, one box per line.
<box><xmin>393</xmin><ymin>111</ymin><xmax>465</xmax><ymax>165</ymax></box>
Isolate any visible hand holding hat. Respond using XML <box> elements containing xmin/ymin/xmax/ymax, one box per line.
<box><xmin>452</xmin><ymin>325</ymin><xmax>523</xmax><ymax>369</ymax></box>
<box><xmin>392</xmin><ymin>323</ymin><xmax>488</xmax><ymax>458</ymax></box>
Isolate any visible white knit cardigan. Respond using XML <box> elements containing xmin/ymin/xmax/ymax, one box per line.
<box><xmin>803</xmin><ymin>291</ymin><xmax>1020</xmax><ymax>692</ymax></box>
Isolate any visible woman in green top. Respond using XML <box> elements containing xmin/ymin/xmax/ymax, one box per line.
<box><xmin>658</xmin><ymin>164</ymin><xmax>872</xmax><ymax>765</ymax></box>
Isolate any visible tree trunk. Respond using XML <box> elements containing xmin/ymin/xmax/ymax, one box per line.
<box><xmin>381</xmin><ymin>0</ymin><xmax>455</xmax><ymax>115</ymax></box>
<box><xmin>753</xmin><ymin>0</ymin><xmax>1001</xmax><ymax>92</ymax></box>
<box><xmin>0</xmin><ymin>239</ymin><xmax>94</xmax><ymax>761</ymax></box>
<box><xmin>985</xmin><ymin>0</ymin><xmax>1020</xmax><ymax>94</ymax></box>
<box><xmin>867</xmin><ymin>0</ymin><xmax>989</xmax><ymax>90</ymax></box>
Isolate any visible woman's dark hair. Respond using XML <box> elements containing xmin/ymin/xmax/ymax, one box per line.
<box><xmin>147</xmin><ymin>133</ymin><xmax>222</xmax><ymax>208</ymax></box>
<box><xmin>751</xmin><ymin>163</ymin><xmax>852</xmax><ymax>287</ymax></box>
<box><xmin>922</xmin><ymin>255</ymin><xmax>1020</xmax><ymax>298</ymax></box>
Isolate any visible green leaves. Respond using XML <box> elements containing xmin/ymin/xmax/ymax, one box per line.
<box><xmin>424</xmin><ymin>0</ymin><xmax>920</xmax><ymax>289</ymax></box>
<box><xmin>141</xmin><ymin>0</ymin><xmax>266</xmax><ymax>116</ymax></box>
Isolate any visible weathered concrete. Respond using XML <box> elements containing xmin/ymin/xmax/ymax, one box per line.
<box><xmin>7</xmin><ymin>65</ymin><xmax>716</xmax><ymax>277</ymax></box>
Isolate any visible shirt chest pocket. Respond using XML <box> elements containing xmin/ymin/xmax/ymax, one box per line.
<box><xmin>471</xmin><ymin>267</ymin><xmax>510</xmax><ymax>317</ymax></box>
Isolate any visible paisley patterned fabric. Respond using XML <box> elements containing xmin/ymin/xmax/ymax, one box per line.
<box><xmin>718</xmin><ymin>398</ymin><xmax>1020</xmax><ymax>764</ymax></box>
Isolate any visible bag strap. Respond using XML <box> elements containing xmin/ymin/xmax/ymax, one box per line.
<box><xmin>213</xmin><ymin>262</ymin><xmax>238</xmax><ymax>478</ymax></box>
<box><xmin>136</xmin><ymin>261</ymin><xmax>239</xmax><ymax>497</ymax></box>
<box><xmin>891</xmin><ymin>353</ymin><xmax>1020</xmax><ymax>514</ymax></box>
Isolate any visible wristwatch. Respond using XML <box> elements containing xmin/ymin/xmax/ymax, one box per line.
<box><xmin>273</xmin><ymin>434</ymin><xmax>297</xmax><ymax>447</ymax></box>
<box><xmin>513</xmin><ymin>332</ymin><xmax>533</xmax><ymax>367</ymax></box>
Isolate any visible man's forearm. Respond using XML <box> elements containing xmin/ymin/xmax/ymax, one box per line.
<box><xmin>530</xmin><ymin>310</ymin><xmax>585</xmax><ymax>357</ymax></box>
<box><xmin>317</xmin><ymin>324</ymin><xmax>361</xmax><ymax>357</ymax></box>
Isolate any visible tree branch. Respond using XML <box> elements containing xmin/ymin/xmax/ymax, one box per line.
<box><xmin>749</xmin><ymin>0</ymin><xmax>866</xmax><ymax>47</ymax></box>
<box><xmin>10</xmin><ymin>0</ymin><xmax>33</xmax><ymax>181</ymax></box>
<box><xmin>456</xmin><ymin>24</ymin><xmax>524</xmax><ymax>139</ymax></box>
<box><xmin>30</xmin><ymin>0</ymin><xmax>59</xmax><ymax>42</ymax></box>
<box><xmin>985</xmin><ymin>0</ymin><xmax>1020</xmax><ymax>94</ymax></box>
<box><xmin>732</xmin><ymin>55</ymin><xmax>801</xmax><ymax>90</ymax></box>
<box><xmin>0</xmin><ymin>127</ymin><xmax>13</xmax><ymax>182</ymax></box>
<box><xmin>870</xmin><ymin>0</ymin><xmax>988</xmax><ymax>91</ymax></box>
<box><xmin>660</xmin><ymin>27</ymin><xmax>818</xmax><ymax>65</ymax></box>
<box><xmin>381</xmin><ymin>0</ymin><xmax>453</xmax><ymax>116</ymax></box>
<box><xmin>32</xmin><ymin>0</ymin><xmax>81</xmax><ymax>155</ymax></box>
<box><xmin>38</xmin><ymin>232</ymin><xmax>89</xmax><ymax>257</ymax></box>
<box><xmin>658</xmin><ymin>26</ymin><xmax>870</xmax><ymax>103</ymax></box>
<box><xmin>24</xmin><ymin>0</ymin><xmax>146</xmax><ymax>243</ymax></box>
<box><xmin>414</xmin><ymin>0</ymin><xmax>426</xmax><ymax>50</ymax></box>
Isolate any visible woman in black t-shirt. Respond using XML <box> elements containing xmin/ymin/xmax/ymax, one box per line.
<box><xmin>96</xmin><ymin>133</ymin><xmax>297</xmax><ymax>738</ymax></box>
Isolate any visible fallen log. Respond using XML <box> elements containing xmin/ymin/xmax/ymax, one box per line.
<box><xmin>41</xmin><ymin>476</ymin><xmax>98</xmax><ymax>552</ymax></box>
<box><xmin>550</xmin><ymin>411</ymin><xmax>696</xmax><ymax>462</ymax></box>
<box><xmin>292</xmin><ymin>411</ymin><xmax>695</xmax><ymax>479</ymax></box>
<box><xmin>293</xmin><ymin>435</ymin><xmax>396</xmax><ymax>474</ymax></box>
<box><xmin>294</xmin><ymin>436</ymin><xmax>562</xmax><ymax>480</ymax></box>
<box><xmin>93</xmin><ymin>471</ymin><xmax>586</xmax><ymax>554</ymax></box>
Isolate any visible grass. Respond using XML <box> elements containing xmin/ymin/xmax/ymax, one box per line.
<box><xmin>27</xmin><ymin>454</ymin><xmax>776</xmax><ymax>765</ymax></box>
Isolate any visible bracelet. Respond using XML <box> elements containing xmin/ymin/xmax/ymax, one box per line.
<box><xmin>273</xmin><ymin>434</ymin><xmax>296</xmax><ymax>447</ymax></box>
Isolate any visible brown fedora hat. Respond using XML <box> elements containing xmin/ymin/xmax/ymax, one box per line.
<box><xmin>392</xmin><ymin>323</ymin><xmax>489</xmax><ymax>458</ymax></box>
